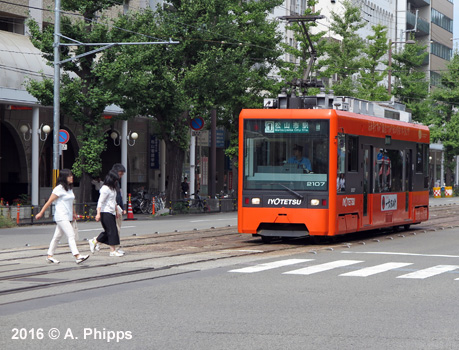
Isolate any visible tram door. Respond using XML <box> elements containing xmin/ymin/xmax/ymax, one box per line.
<box><xmin>404</xmin><ymin>149</ymin><xmax>413</xmax><ymax>212</ymax></box>
<box><xmin>362</xmin><ymin>145</ymin><xmax>372</xmax><ymax>226</ymax></box>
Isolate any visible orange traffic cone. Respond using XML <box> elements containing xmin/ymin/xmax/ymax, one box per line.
<box><xmin>124</xmin><ymin>193</ymin><xmax>137</xmax><ymax>221</ymax></box>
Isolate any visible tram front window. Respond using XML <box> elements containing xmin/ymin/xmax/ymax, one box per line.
<box><xmin>243</xmin><ymin>119</ymin><xmax>329</xmax><ymax>191</ymax></box>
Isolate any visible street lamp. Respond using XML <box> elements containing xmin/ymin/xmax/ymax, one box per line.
<box><xmin>110</xmin><ymin>131</ymin><xmax>120</xmax><ymax>146</ymax></box>
<box><xmin>110</xmin><ymin>130</ymin><xmax>138</xmax><ymax>146</ymax></box>
<box><xmin>127</xmin><ymin>131</ymin><xmax>138</xmax><ymax>146</ymax></box>
<box><xmin>20</xmin><ymin>123</ymin><xmax>51</xmax><ymax>141</ymax></box>
<box><xmin>387</xmin><ymin>39</ymin><xmax>416</xmax><ymax>95</ymax></box>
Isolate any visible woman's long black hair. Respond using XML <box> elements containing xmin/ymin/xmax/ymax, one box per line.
<box><xmin>103</xmin><ymin>170</ymin><xmax>120</xmax><ymax>190</ymax></box>
<box><xmin>56</xmin><ymin>169</ymin><xmax>73</xmax><ymax>191</ymax></box>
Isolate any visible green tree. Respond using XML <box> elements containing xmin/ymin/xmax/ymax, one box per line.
<box><xmin>317</xmin><ymin>0</ymin><xmax>366</xmax><ymax>96</ymax></box>
<box><xmin>356</xmin><ymin>24</ymin><xmax>390</xmax><ymax>101</ymax></box>
<box><xmin>27</xmin><ymin>0</ymin><xmax>122</xmax><ymax>201</ymax></box>
<box><xmin>428</xmin><ymin>51</ymin><xmax>459</xmax><ymax>186</ymax></box>
<box><xmin>390</xmin><ymin>39</ymin><xmax>429</xmax><ymax>122</ymax></box>
<box><xmin>101</xmin><ymin>0</ymin><xmax>283</xmax><ymax>199</ymax></box>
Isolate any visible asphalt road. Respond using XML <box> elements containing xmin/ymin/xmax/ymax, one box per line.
<box><xmin>1</xmin><ymin>198</ymin><xmax>459</xmax><ymax>349</ymax></box>
<box><xmin>2</xmin><ymin>227</ymin><xmax>459</xmax><ymax>349</ymax></box>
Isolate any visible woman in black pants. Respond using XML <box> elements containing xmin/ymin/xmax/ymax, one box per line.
<box><xmin>91</xmin><ymin>170</ymin><xmax>124</xmax><ymax>257</ymax></box>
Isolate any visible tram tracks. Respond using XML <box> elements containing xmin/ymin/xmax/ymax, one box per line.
<box><xmin>1</xmin><ymin>204</ymin><xmax>458</xmax><ymax>306</ymax></box>
<box><xmin>0</xmin><ymin>228</ymin><xmax>305</xmax><ymax>305</ymax></box>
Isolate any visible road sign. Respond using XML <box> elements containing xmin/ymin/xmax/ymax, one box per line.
<box><xmin>59</xmin><ymin>129</ymin><xmax>70</xmax><ymax>144</ymax></box>
<box><xmin>190</xmin><ymin>117</ymin><xmax>204</xmax><ymax>131</ymax></box>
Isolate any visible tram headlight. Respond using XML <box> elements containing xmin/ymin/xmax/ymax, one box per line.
<box><xmin>310</xmin><ymin>199</ymin><xmax>320</xmax><ymax>206</ymax></box>
<box><xmin>252</xmin><ymin>198</ymin><xmax>261</xmax><ymax>205</ymax></box>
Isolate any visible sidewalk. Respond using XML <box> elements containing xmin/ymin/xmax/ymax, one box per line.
<box><xmin>429</xmin><ymin>196</ymin><xmax>459</xmax><ymax>207</ymax></box>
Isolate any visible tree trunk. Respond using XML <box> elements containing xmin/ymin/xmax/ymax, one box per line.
<box><xmin>231</xmin><ymin>157</ymin><xmax>238</xmax><ymax>197</ymax></box>
<box><xmin>165</xmin><ymin>140</ymin><xmax>185</xmax><ymax>202</ymax></box>
<box><xmin>78</xmin><ymin>172</ymin><xmax>93</xmax><ymax>204</ymax></box>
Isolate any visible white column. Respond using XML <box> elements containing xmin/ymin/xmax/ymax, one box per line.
<box><xmin>31</xmin><ymin>107</ymin><xmax>39</xmax><ymax>206</ymax></box>
<box><xmin>456</xmin><ymin>155</ymin><xmax>459</xmax><ymax>186</ymax></box>
<box><xmin>441</xmin><ymin>151</ymin><xmax>445</xmax><ymax>187</ymax></box>
<box><xmin>121</xmin><ymin>120</ymin><xmax>128</xmax><ymax>204</ymax></box>
<box><xmin>190</xmin><ymin>131</ymin><xmax>196</xmax><ymax>198</ymax></box>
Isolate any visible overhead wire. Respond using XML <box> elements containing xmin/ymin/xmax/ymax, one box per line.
<box><xmin>0</xmin><ymin>0</ymin><xmax>457</xmax><ymax>105</ymax></box>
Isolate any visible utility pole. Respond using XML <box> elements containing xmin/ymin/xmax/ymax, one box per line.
<box><xmin>52</xmin><ymin>0</ymin><xmax>61</xmax><ymax>187</ymax></box>
<box><xmin>209</xmin><ymin>109</ymin><xmax>216</xmax><ymax>198</ymax></box>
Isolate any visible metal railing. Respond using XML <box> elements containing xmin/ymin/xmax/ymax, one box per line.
<box><xmin>168</xmin><ymin>198</ymin><xmax>237</xmax><ymax>215</ymax></box>
<box><xmin>0</xmin><ymin>198</ymin><xmax>237</xmax><ymax>225</ymax></box>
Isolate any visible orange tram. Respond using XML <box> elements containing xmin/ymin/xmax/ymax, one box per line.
<box><xmin>238</xmin><ymin>94</ymin><xmax>430</xmax><ymax>242</ymax></box>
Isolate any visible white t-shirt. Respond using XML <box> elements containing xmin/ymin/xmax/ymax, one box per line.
<box><xmin>52</xmin><ymin>184</ymin><xmax>75</xmax><ymax>222</ymax></box>
<box><xmin>97</xmin><ymin>185</ymin><xmax>117</xmax><ymax>215</ymax></box>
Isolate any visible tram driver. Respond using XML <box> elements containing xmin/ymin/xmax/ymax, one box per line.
<box><xmin>287</xmin><ymin>145</ymin><xmax>312</xmax><ymax>172</ymax></box>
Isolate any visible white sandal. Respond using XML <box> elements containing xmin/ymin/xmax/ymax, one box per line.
<box><xmin>46</xmin><ymin>256</ymin><xmax>60</xmax><ymax>264</ymax></box>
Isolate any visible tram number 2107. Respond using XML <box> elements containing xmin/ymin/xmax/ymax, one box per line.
<box><xmin>307</xmin><ymin>181</ymin><xmax>326</xmax><ymax>187</ymax></box>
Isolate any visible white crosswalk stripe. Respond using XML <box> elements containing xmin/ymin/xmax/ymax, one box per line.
<box><xmin>340</xmin><ymin>262</ymin><xmax>413</xmax><ymax>277</ymax></box>
<box><xmin>283</xmin><ymin>260</ymin><xmax>363</xmax><ymax>275</ymax></box>
<box><xmin>228</xmin><ymin>259</ymin><xmax>459</xmax><ymax>280</ymax></box>
<box><xmin>397</xmin><ymin>265</ymin><xmax>459</xmax><ymax>279</ymax></box>
<box><xmin>229</xmin><ymin>259</ymin><xmax>313</xmax><ymax>273</ymax></box>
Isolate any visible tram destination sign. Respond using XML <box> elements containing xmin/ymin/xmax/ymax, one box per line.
<box><xmin>265</xmin><ymin>121</ymin><xmax>311</xmax><ymax>133</ymax></box>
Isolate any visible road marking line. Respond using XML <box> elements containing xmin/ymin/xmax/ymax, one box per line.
<box><xmin>222</xmin><ymin>249</ymin><xmax>265</xmax><ymax>253</ymax></box>
<box><xmin>342</xmin><ymin>251</ymin><xmax>459</xmax><ymax>258</ymax></box>
<box><xmin>340</xmin><ymin>262</ymin><xmax>413</xmax><ymax>277</ymax></box>
<box><xmin>79</xmin><ymin>226</ymin><xmax>136</xmax><ymax>232</ymax></box>
<box><xmin>283</xmin><ymin>260</ymin><xmax>363</xmax><ymax>275</ymax></box>
<box><xmin>229</xmin><ymin>259</ymin><xmax>312</xmax><ymax>273</ymax></box>
<box><xmin>397</xmin><ymin>265</ymin><xmax>459</xmax><ymax>279</ymax></box>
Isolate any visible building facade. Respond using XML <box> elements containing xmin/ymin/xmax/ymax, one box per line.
<box><xmin>0</xmin><ymin>1</ymin><xmax>456</xmax><ymax>207</ymax></box>
<box><xmin>0</xmin><ymin>0</ymin><xmax>160</xmax><ymax>206</ymax></box>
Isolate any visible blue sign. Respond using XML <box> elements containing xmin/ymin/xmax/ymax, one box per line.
<box><xmin>150</xmin><ymin>136</ymin><xmax>160</xmax><ymax>169</ymax></box>
<box><xmin>59</xmin><ymin>129</ymin><xmax>70</xmax><ymax>144</ymax></box>
<box><xmin>190</xmin><ymin>117</ymin><xmax>204</xmax><ymax>131</ymax></box>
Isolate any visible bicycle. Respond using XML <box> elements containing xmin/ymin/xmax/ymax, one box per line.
<box><xmin>187</xmin><ymin>191</ymin><xmax>209</xmax><ymax>213</ymax></box>
<box><xmin>154</xmin><ymin>192</ymin><xmax>166</xmax><ymax>213</ymax></box>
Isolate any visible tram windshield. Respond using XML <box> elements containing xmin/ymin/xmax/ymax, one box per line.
<box><xmin>243</xmin><ymin>119</ymin><xmax>329</xmax><ymax>191</ymax></box>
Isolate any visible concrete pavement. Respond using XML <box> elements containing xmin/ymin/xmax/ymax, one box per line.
<box><xmin>0</xmin><ymin>197</ymin><xmax>458</xmax><ymax>251</ymax></box>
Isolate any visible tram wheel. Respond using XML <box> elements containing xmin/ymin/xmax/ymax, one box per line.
<box><xmin>403</xmin><ymin>224</ymin><xmax>411</xmax><ymax>231</ymax></box>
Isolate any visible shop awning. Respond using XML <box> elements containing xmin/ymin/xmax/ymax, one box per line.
<box><xmin>0</xmin><ymin>31</ymin><xmax>53</xmax><ymax>105</ymax></box>
<box><xmin>0</xmin><ymin>31</ymin><xmax>122</xmax><ymax>114</ymax></box>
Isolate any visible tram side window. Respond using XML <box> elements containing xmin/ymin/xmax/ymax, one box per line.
<box><xmin>416</xmin><ymin>144</ymin><xmax>422</xmax><ymax>173</ymax></box>
<box><xmin>347</xmin><ymin>136</ymin><xmax>358</xmax><ymax>172</ymax></box>
<box><xmin>415</xmin><ymin>144</ymin><xmax>428</xmax><ymax>174</ymax></box>
<box><xmin>337</xmin><ymin>135</ymin><xmax>345</xmax><ymax>174</ymax></box>
<box><xmin>337</xmin><ymin>135</ymin><xmax>346</xmax><ymax>192</ymax></box>
<box><xmin>375</xmin><ymin>149</ymin><xmax>403</xmax><ymax>193</ymax></box>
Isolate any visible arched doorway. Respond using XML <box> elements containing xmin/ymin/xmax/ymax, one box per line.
<box><xmin>0</xmin><ymin>121</ymin><xmax>28</xmax><ymax>204</ymax></box>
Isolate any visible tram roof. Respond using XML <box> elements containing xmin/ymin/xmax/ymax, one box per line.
<box><xmin>240</xmin><ymin>108</ymin><xmax>430</xmax><ymax>144</ymax></box>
